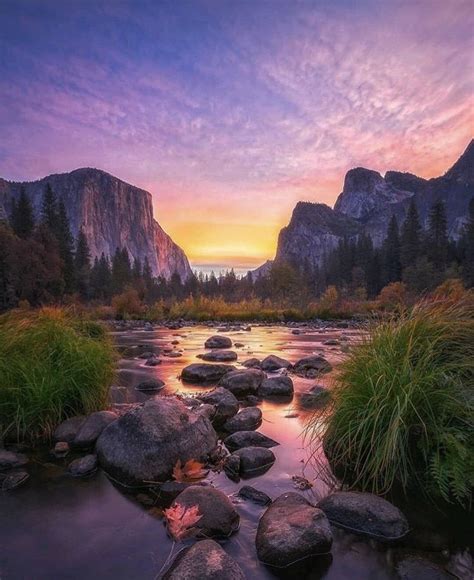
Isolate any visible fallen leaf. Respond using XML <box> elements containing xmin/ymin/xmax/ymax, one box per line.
<box><xmin>172</xmin><ymin>459</ymin><xmax>209</xmax><ymax>483</ymax></box>
<box><xmin>164</xmin><ymin>503</ymin><xmax>202</xmax><ymax>540</ymax></box>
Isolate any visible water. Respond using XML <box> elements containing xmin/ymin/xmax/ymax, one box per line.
<box><xmin>0</xmin><ymin>325</ymin><xmax>472</xmax><ymax>579</ymax></box>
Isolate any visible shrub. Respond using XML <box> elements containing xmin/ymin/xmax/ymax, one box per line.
<box><xmin>0</xmin><ymin>308</ymin><xmax>116</xmax><ymax>442</ymax></box>
<box><xmin>112</xmin><ymin>288</ymin><xmax>144</xmax><ymax>319</ymax></box>
<box><xmin>317</xmin><ymin>297</ymin><xmax>474</xmax><ymax>506</ymax></box>
<box><xmin>377</xmin><ymin>281</ymin><xmax>407</xmax><ymax>310</ymax></box>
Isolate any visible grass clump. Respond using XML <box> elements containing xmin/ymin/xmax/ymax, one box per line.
<box><xmin>319</xmin><ymin>297</ymin><xmax>474</xmax><ymax>507</ymax></box>
<box><xmin>0</xmin><ymin>307</ymin><xmax>116</xmax><ymax>443</ymax></box>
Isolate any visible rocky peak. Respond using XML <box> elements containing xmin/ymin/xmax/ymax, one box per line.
<box><xmin>444</xmin><ymin>139</ymin><xmax>474</xmax><ymax>185</ymax></box>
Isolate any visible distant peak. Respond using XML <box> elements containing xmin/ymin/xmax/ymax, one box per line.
<box><xmin>444</xmin><ymin>139</ymin><xmax>474</xmax><ymax>184</ymax></box>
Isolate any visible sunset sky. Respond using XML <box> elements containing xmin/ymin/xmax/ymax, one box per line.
<box><xmin>0</xmin><ymin>0</ymin><xmax>473</xmax><ymax>273</ymax></box>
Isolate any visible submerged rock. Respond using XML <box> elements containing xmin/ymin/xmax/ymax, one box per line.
<box><xmin>258</xmin><ymin>376</ymin><xmax>294</xmax><ymax>398</ymax></box>
<box><xmin>293</xmin><ymin>355</ymin><xmax>332</xmax><ymax>377</ymax></box>
<box><xmin>317</xmin><ymin>491</ymin><xmax>409</xmax><ymax>540</ymax></box>
<box><xmin>68</xmin><ymin>454</ymin><xmax>98</xmax><ymax>477</ymax></box>
<box><xmin>163</xmin><ymin>539</ymin><xmax>245</xmax><ymax>580</ymax></box>
<box><xmin>205</xmin><ymin>335</ymin><xmax>232</xmax><ymax>349</ymax></box>
<box><xmin>170</xmin><ymin>485</ymin><xmax>240</xmax><ymax>538</ymax></box>
<box><xmin>223</xmin><ymin>408</ymin><xmax>262</xmax><ymax>433</ymax></box>
<box><xmin>96</xmin><ymin>397</ymin><xmax>218</xmax><ymax>485</ymax></box>
<box><xmin>181</xmin><ymin>363</ymin><xmax>236</xmax><ymax>384</ymax></box>
<box><xmin>238</xmin><ymin>485</ymin><xmax>271</xmax><ymax>505</ymax></box>
<box><xmin>135</xmin><ymin>379</ymin><xmax>165</xmax><ymax>392</ymax></box>
<box><xmin>233</xmin><ymin>447</ymin><xmax>275</xmax><ymax>477</ymax></box>
<box><xmin>261</xmin><ymin>355</ymin><xmax>292</xmax><ymax>372</ymax></box>
<box><xmin>256</xmin><ymin>492</ymin><xmax>332</xmax><ymax>567</ymax></box>
<box><xmin>224</xmin><ymin>431</ymin><xmax>279</xmax><ymax>451</ymax></box>
<box><xmin>199</xmin><ymin>350</ymin><xmax>238</xmax><ymax>362</ymax></box>
<box><xmin>1</xmin><ymin>469</ymin><xmax>30</xmax><ymax>491</ymax></box>
<box><xmin>218</xmin><ymin>369</ymin><xmax>265</xmax><ymax>397</ymax></box>
<box><xmin>197</xmin><ymin>388</ymin><xmax>239</xmax><ymax>424</ymax></box>
<box><xmin>0</xmin><ymin>449</ymin><xmax>28</xmax><ymax>471</ymax></box>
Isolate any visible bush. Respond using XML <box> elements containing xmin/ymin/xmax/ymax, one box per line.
<box><xmin>377</xmin><ymin>282</ymin><xmax>407</xmax><ymax>310</ymax></box>
<box><xmin>318</xmin><ymin>297</ymin><xmax>474</xmax><ymax>506</ymax></box>
<box><xmin>0</xmin><ymin>308</ymin><xmax>116</xmax><ymax>443</ymax></box>
<box><xmin>112</xmin><ymin>288</ymin><xmax>144</xmax><ymax>319</ymax></box>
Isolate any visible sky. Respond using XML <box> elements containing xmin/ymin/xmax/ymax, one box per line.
<box><xmin>0</xmin><ymin>0</ymin><xmax>473</xmax><ymax>274</ymax></box>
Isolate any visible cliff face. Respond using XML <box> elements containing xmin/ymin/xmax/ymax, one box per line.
<box><xmin>0</xmin><ymin>168</ymin><xmax>192</xmax><ymax>280</ymax></box>
<box><xmin>272</xmin><ymin>140</ymin><xmax>474</xmax><ymax>271</ymax></box>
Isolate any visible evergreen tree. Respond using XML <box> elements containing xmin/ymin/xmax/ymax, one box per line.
<box><xmin>112</xmin><ymin>247</ymin><xmax>132</xmax><ymax>293</ymax></box>
<box><xmin>132</xmin><ymin>257</ymin><xmax>142</xmax><ymax>280</ymax></box>
<box><xmin>382</xmin><ymin>215</ymin><xmax>401</xmax><ymax>284</ymax></box>
<box><xmin>56</xmin><ymin>199</ymin><xmax>75</xmax><ymax>293</ymax></box>
<box><xmin>462</xmin><ymin>198</ymin><xmax>474</xmax><ymax>287</ymax></box>
<box><xmin>11</xmin><ymin>188</ymin><xmax>35</xmax><ymax>239</ymax></box>
<box><xmin>41</xmin><ymin>184</ymin><xmax>58</xmax><ymax>232</ymax></box>
<box><xmin>91</xmin><ymin>253</ymin><xmax>112</xmax><ymax>300</ymax></box>
<box><xmin>427</xmin><ymin>200</ymin><xmax>448</xmax><ymax>270</ymax></box>
<box><xmin>74</xmin><ymin>228</ymin><xmax>91</xmax><ymax>299</ymax></box>
<box><xmin>400</xmin><ymin>199</ymin><xmax>421</xmax><ymax>269</ymax></box>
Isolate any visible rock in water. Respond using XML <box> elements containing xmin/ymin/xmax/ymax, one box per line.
<box><xmin>223</xmin><ymin>408</ymin><xmax>262</xmax><ymax>433</ymax></box>
<box><xmin>238</xmin><ymin>485</ymin><xmax>271</xmax><ymax>505</ymax></box>
<box><xmin>256</xmin><ymin>492</ymin><xmax>332</xmax><ymax>567</ymax></box>
<box><xmin>53</xmin><ymin>416</ymin><xmax>86</xmax><ymax>443</ymax></box>
<box><xmin>261</xmin><ymin>355</ymin><xmax>292</xmax><ymax>372</ymax></box>
<box><xmin>96</xmin><ymin>398</ymin><xmax>217</xmax><ymax>485</ymax></box>
<box><xmin>317</xmin><ymin>491</ymin><xmax>409</xmax><ymax>540</ymax></box>
<box><xmin>163</xmin><ymin>539</ymin><xmax>245</xmax><ymax>580</ymax></box>
<box><xmin>218</xmin><ymin>369</ymin><xmax>265</xmax><ymax>397</ymax></box>
<box><xmin>395</xmin><ymin>555</ymin><xmax>453</xmax><ymax>580</ymax></box>
<box><xmin>199</xmin><ymin>350</ymin><xmax>238</xmax><ymax>362</ymax></box>
<box><xmin>233</xmin><ymin>447</ymin><xmax>275</xmax><ymax>477</ymax></box>
<box><xmin>181</xmin><ymin>363</ymin><xmax>236</xmax><ymax>384</ymax></box>
<box><xmin>170</xmin><ymin>485</ymin><xmax>240</xmax><ymax>538</ymax></box>
<box><xmin>299</xmin><ymin>385</ymin><xmax>331</xmax><ymax>409</ymax></box>
<box><xmin>1</xmin><ymin>469</ymin><xmax>30</xmax><ymax>491</ymax></box>
<box><xmin>68</xmin><ymin>454</ymin><xmax>98</xmax><ymax>477</ymax></box>
<box><xmin>72</xmin><ymin>411</ymin><xmax>118</xmax><ymax>448</ymax></box>
<box><xmin>197</xmin><ymin>388</ymin><xmax>239</xmax><ymax>424</ymax></box>
<box><xmin>135</xmin><ymin>379</ymin><xmax>165</xmax><ymax>392</ymax></box>
<box><xmin>205</xmin><ymin>335</ymin><xmax>232</xmax><ymax>349</ymax></box>
<box><xmin>0</xmin><ymin>450</ymin><xmax>28</xmax><ymax>471</ymax></box>
<box><xmin>258</xmin><ymin>376</ymin><xmax>294</xmax><ymax>398</ymax></box>
<box><xmin>242</xmin><ymin>358</ymin><xmax>261</xmax><ymax>369</ymax></box>
<box><xmin>293</xmin><ymin>355</ymin><xmax>332</xmax><ymax>377</ymax></box>
<box><xmin>224</xmin><ymin>431</ymin><xmax>279</xmax><ymax>451</ymax></box>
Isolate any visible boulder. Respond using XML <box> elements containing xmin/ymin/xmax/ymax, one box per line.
<box><xmin>68</xmin><ymin>454</ymin><xmax>98</xmax><ymax>477</ymax></box>
<box><xmin>218</xmin><ymin>369</ymin><xmax>265</xmax><ymax>397</ymax></box>
<box><xmin>323</xmin><ymin>339</ymin><xmax>340</xmax><ymax>346</ymax></box>
<box><xmin>395</xmin><ymin>555</ymin><xmax>453</xmax><ymax>580</ymax></box>
<box><xmin>96</xmin><ymin>397</ymin><xmax>218</xmax><ymax>485</ymax></box>
<box><xmin>317</xmin><ymin>491</ymin><xmax>409</xmax><ymax>540</ymax></box>
<box><xmin>223</xmin><ymin>408</ymin><xmax>262</xmax><ymax>433</ymax></box>
<box><xmin>205</xmin><ymin>335</ymin><xmax>232</xmax><ymax>349</ymax></box>
<box><xmin>163</xmin><ymin>539</ymin><xmax>245</xmax><ymax>580</ymax></box>
<box><xmin>256</xmin><ymin>492</ymin><xmax>332</xmax><ymax>567</ymax></box>
<box><xmin>238</xmin><ymin>485</ymin><xmax>271</xmax><ymax>505</ymax></box>
<box><xmin>193</xmin><ymin>403</ymin><xmax>216</xmax><ymax>422</ymax></box>
<box><xmin>223</xmin><ymin>454</ymin><xmax>241</xmax><ymax>482</ymax></box>
<box><xmin>224</xmin><ymin>431</ymin><xmax>279</xmax><ymax>451</ymax></box>
<box><xmin>299</xmin><ymin>385</ymin><xmax>331</xmax><ymax>408</ymax></box>
<box><xmin>135</xmin><ymin>379</ymin><xmax>165</xmax><ymax>392</ymax></box>
<box><xmin>242</xmin><ymin>358</ymin><xmax>261</xmax><ymax>369</ymax></box>
<box><xmin>258</xmin><ymin>376</ymin><xmax>294</xmax><ymax>398</ymax></box>
<box><xmin>145</xmin><ymin>357</ymin><xmax>161</xmax><ymax>367</ymax></box>
<box><xmin>72</xmin><ymin>411</ymin><xmax>118</xmax><ymax>448</ymax></box>
<box><xmin>0</xmin><ymin>449</ymin><xmax>28</xmax><ymax>471</ymax></box>
<box><xmin>53</xmin><ymin>416</ymin><xmax>86</xmax><ymax>443</ymax></box>
<box><xmin>197</xmin><ymin>388</ymin><xmax>239</xmax><ymax>424</ymax></box>
<box><xmin>261</xmin><ymin>355</ymin><xmax>292</xmax><ymax>372</ymax></box>
<box><xmin>181</xmin><ymin>363</ymin><xmax>236</xmax><ymax>384</ymax></box>
<box><xmin>0</xmin><ymin>469</ymin><xmax>29</xmax><ymax>491</ymax></box>
<box><xmin>293</xmin><ymin>355</ymin><xmax>332</xmax><ymax>377</ymax></box>
<box><xmin>199</xmin><ymin>350</ymin><xmax>238</xmax><ymax>362</ymax></box>
<box><xmin>170</xmin><ymin>485</ymin><xmax>239</xmax><ymax>538</ymax></box>
<box><xmin>233</xmin><ymin>447</ymin><xmax>275</xmax><ymax>477</ymax></box>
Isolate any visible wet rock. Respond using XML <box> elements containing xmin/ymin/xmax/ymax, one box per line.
<box><xmin>0</xmin><ymin>449</ymin><xmax>29</xmax><ymax>471</ymax></box>
<box><xmin>165</xmin><ymin>350</ymin><xmax>182</xmax><ymax>358</ymax></box>
<box><xmin>73</xmin><ymin>411</ymin><xmax>118</xmax><ymax>448</ymax></box>
<box><xmin>145</xmin><ymin>357</ymin><xmax>161</xmax><ymax>366</ymax></box>
<box><xmin>180</xmin><ymin>396</ymin><xmax>201</xmax><ymax>408</ymax></box>
<box><xmin>233</xmin><ymin>447</ymin><xmax>275</xmax><ymax>477</ymax></box>
<box><xmin>199</xmin><ymin>350</ymin><xmax>238</xmax><ymax>362</ymax></box>
<box><xmin>135</xmin><ymin>378</ymin><xmax>165</xmax><ymax>392</ymax></box>
<box><xmin>223</xmin><ymin>407</ymin><xmax>262</xmax><ymax>433</ymax></box>
<box><xmin>52</xmin><ymin>441</ymin><xmax>70</xmax><ymax>458</ymax></box>
<box><xmin>157</xmin><ymin>481</ymin><xmax>204</xmax><ymax>503</ymax></box>
<box><xmin>256</xmin><ymin>492</ymin><xmax>332</xmax><ymax>567</ymax></box>
<box><xmin>317</xmin><ymin>491</ymin><xmax>409</xmax><ymax>540</ymax></box>
<box><xmin>292</xmin><ymin>329</ymin><xmax>301</xmax><ymax>335</ymax></box>
<box><xmin>53</xmin><ymin>416</ymin><xmax>86</xmax><ymax>444</ymax></box>
<box><xmin>299</xmin><ymin>385</ymin><xmax>331</xmax><ymax>408</ymax></box>
<box><xmin>258</xmin><ymin>376</ymin><xmax>294</xmax><ymax>398</ymax></box>
<box><xmin>138</xmin><ymin>351</ymin><xmax>155</xmax><ymax>359</ymax></box>
<box><xmin>261</xmin><ymin>355</ymin><xmax>292</xmax><ymax>372</ymax></box>
<box><xmin>96</xmin><ymin>397</ymin><xmax>218</xmax><ymax>485</ymax></box>
<box><xmin>1</xmin><ymin>469</ymin><xmax>30</xmax><ymax>491</ymax></box>
<box><xmin>205</xmin><ymin>335</ymin><xmax>232</xmax><ymax>349</ymax></box>
<box><xmin>322</xmin><ymin>339</ymin><xmax>340</xmax><ymax>346</ymax></box>
<box><xmin>181</xmin><ymin>363</ymin><xmax>236</xmax><ymax>384</ymax></box>
<box><xmin>223</xmin><ymin>454</ymin><xmax>241</xmax><ymax>482</ymax></box>
<box><xmin>170</xmin><ymin>485</ymin><xmax>240</xmax><ymax>538</ymax></box>
<box><xmin>224</xmin><ymin>431</ymin><xmax>279</xmax><ymax>451</ymax></box>
<box><xmin>293</xmin><ymin>355</ymin><xmax>332</xmax><ymax>377</ymax></box>
<box><xmin>218</xmin><ymin>369</ymin><xmax>266</xmax><ymax>397</ymax></box>
<box><xmin>234</xmin><ymin>342</ymin><xmax>245</xmax><ymax>348</ymax></box>
<box><xmin>243</xmin><ymin>395</ymin><xmax>260</xmax><ymax>406</ymax></box>
<box><xmin>396</xmin><ymin>555</ymin><xmax>452</xmax><ymax>580</ymax></box>
<box><xmin>68</xmin><ymin>454</ymin><xmax>98</xmax><ymax>477</ymax></box>
<box><xmin>193</xmin><ymin>403</ymin><xmax>216</xmax><ymax>421</ymax></box>
<box><xmin>163</xmin><ymin>539</ymin><xmax>245</xmax><ymax>580</ymax></box>
<box><xmin>242</xmin><ymin>358</ymin><xmax>261</xmax><ymax>369</ymax></box>
<box><xmin>238</xmin><ymin>485</ymin><xmax>271</xmax><ymax>505</ymax></box>
<box><xmin>197</xmin><ymin>388</ymin><xmax>239</xmax><ymax>424</ymax></box>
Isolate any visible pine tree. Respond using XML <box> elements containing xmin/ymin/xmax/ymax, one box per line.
<box><xmin>132</xmin><ymin>257</ymin><xmax>142</xmax><ymax>280</ymax></box>
<box><xmin>56</xmin><ymin>199</ymin><xmax>75</xmax><ymax>294</ymax></box>
<box><xmin>427</xmin><ymin>200</ymin><xmax>448</xmax><ymax>270</ymax></box>
<box><xmin>400</xmin><ymin>199</ymin><xmax>421</xmax><ymax>269</ymax></box>
<box><xmin>91</xmin><ymin>253</ymin><xmax>112</xmax><ymax>300</ymax></box>
<box><xmin>75</xmin><ymin>228</ymin><xmax>91</xmax><ymax>299</ymax></box>
<box><xmin>41</xmin><ymin>184</ymin><xmax>58</xmax><ymax>232</ymax></box>
<box><xmin>11</xmin><ymin>188</ymin><xmax>35</xmax><ymax>239</ymax></box>
<box><xmin>382</xmin><ymin>215</ymin><xmax>402</xmax><ymax>284</ymax></box>
<box><xmin>462</xmin><ymin>198</ymin><xmax>474</xmax><ymax>287</ymax></box>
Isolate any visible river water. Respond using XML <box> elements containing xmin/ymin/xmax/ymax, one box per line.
<box><xmin>0</xmin><ymin>324</ymin><xmax>472</xmax><ymax>579</ymax></box>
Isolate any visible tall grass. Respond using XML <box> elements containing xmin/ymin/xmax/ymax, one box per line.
<box><xmin>0</xmin><ymin>308</ymin><xmax>116</xmax><ymax>443</ymax></box>
<box><xmin>315</xmin><ymin>297</ymin><xmax>474</xmax><ymax>506</ymax></box>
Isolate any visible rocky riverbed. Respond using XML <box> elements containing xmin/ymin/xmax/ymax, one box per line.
<box><xmin>0</xmin><ymin>324</ymin><xmax>472</xmax><ymax>579</ymax></box>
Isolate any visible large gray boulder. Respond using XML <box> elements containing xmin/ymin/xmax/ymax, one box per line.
<box><xmin>223</xmin><ymin>408</ymin><xmax>262</xmax><ymax>433</ymax></box>
<box><xmin>205</xmin><ymin>335</ymin><xmax>232</xmax><ymax>349</ymax></box>
<box><xmin>258</xmin><ymin>376</ymin><xmax>294</xmax><ymax>398</ymax></box>
<box><xmin>293</xmin><ymin>355</ymin><xmax>332</xmax><ymax>377</ymax></box>
<box><xmin>199</xmin><ymin>350</ymin><xmax>238</xmax><ymax>362</ymax></box>
<box><xmin>170</xmin><ymin>485</ymin><xmax>240</xmax><ymax>538</ymax></box>
<box><xmin>163</xmin><ymin>539</ymin><xmax>245</xmax><ymax>580</ymax></box>
<box><xmin>256</xmin><ymin>492</ymin><xmax>332</xmax><ymax>567</ymax></box>
<box><xmin>261</xmin><ymin>355</ymin><xmax>292</xmax><ymax>372</ymax></box>
<box><xmin>233</xmin><ymin>447</ymin><xmax>275</xmax><ymax>477</ymax></box>
<box><xmin>181</xmin><ymin>363</ymin><xmax>236</xmax><ymax>384</ymax></box>
<box><xmin>72</xmin><ymin>411</ymin><xmax>118</xmax><ymax>448</ymax></box>
<box><xmin>218</xmin><ymin>369</ymin><xmax>266</xmax><ymax>397</ymax></box>
<box><xmin>224</xmin><ymin>431</ymin><xmax>279</xmax><ymax>451</ymax></box>
<box><xmin>317</xmin><ymin>491</ymin><xmax>409</xmax><ymax>540</ymax></box>
<box><xmin>197</xmin><ymin>388</ymin><xmax>239</xmax><ymax>424</ymax></box>
<box><xmin>96</xmin><ymin>398</ymin><xmax>218</xmax><ymax>485</ymax></box>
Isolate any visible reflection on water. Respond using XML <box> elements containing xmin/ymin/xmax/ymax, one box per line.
<box><xmin>0</xmin><ymin>324</ymin><xmax>471</xmax><ymax>579</ymax></box>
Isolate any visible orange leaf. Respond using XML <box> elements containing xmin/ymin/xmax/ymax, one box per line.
<box><xmin>172</xmin><ymin>459</ymin><xmax>208</xmax><ymax>483</ymax></box>
<box><xmin>164</xmin><ymin>502</ymin><xmax>202</xmax><ymax>540</ymax></box>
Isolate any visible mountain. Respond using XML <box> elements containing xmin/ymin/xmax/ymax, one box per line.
<box><xmin>0</xmin><ymin>168</ymin><xmax>192</xmax><ymax>280</ymax></box>
<box><xmin>272</xmin><ymin>140</ymin><xmax>474</xmax><ymax>271</ymax></box>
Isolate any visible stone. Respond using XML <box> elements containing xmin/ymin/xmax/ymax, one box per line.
<box><xmin>238</xmin><ymin>485</ymin><xmax>271</xmax><ymax>505</ymax></box>
<box><xmin>197</xmin><ymin>388</ymin><xmax>239</xmax><ymax>424</ymax></box>
<box><xmin>258</xmin><ymin>376</ymin><xmax>294</xmax><ymax>398</ymax></box>
<box><xmin>261</xmin><ymin>355</ymin><xmax>292</xmax><ymax>372</ymax></box>
<box><xmin>68</xmin><ymin>454</ymin><xmax>98</xmax><ymax>477</ymax></box>
<box><xmin>52</xmin><ymin>441</ymin><xmax>70</xmax><ymax>458</ymax></box>
<box><xmin>223</xmin><ymin>454</ymin><xmax>241</xmax><ymax>482</ymax></box>
<box><xmin>223</xmin><ymin>408</ymin><xmax>262</xmax><ymax>433</ymax></box>
<box><xmin>233</xmin><ymin>447</ymin><xmax>275</xmax><ymax>477</ymax></box>
<box><xmin>199</xmin><ymin>350</ymin><xmax>238</xmax><ymax>362</ymax></box>
<box><xmin>218</xmin><ymin>369</ymin><xmax>266</xmax><ymax>397</ymax></box>
<box><xmin>145</xmin><ymin>357</ymin><xmax>161</xmax><ymax>366</ymax></box>
<box><xmin>1</xmin><ymin>469</ymin><xmax>30</xmax><ymax>491</ymax></box>
<box><xmin>96</xmin><ymin>397</ymin><xmax>218</xmax><ymax>485</ymax></box>
<box><xmin>317</xmin><ymin>491</ymin><xmax>409</xmax><ymax>540</ymax></box>
<box><xmin>322</xmin><ymin>339</ymin><xmax>340</xmax><ymax>346</ymax></box>
<box><xmin>293</xmin><ymin>355</ymin><xmax>332</xmax><ymax>377</ymax></box>
<box><xmin>73</xmin><ymin>411</ymin><xmax>118</xmax><ymax>448</ymax></box>
<box><xmin>157</xmin><ymin>481</ymin><xmax>199</xmax><ymax>503</ymax></box>
<box><xmin>396</xmin><ymin>555</ymin><xmax>453</xmax><ymax>580</ymax></box>
<box><xmin>224</xmin><ymin>431</ymin><xmax>279</xmax><ymax>451</ymax></box>
<box><xmin>135</xmin><ymin>378</ymin><xmax>165</xmax><ymax>392</ymax></box>
<box><xmin>53</xmin><ymin>416</ymin><xmax>85</xmax><ymax>444</ymax></box>
<box><xmin>170</xmin><ymin>485</ymin><xmax>239</xmax><ymax>538</ymax></box>
<box><xmin>166</xmin><ymin>350</ymin><xmax>182</xmax><ymax>358</ymax></box>
<box><xmin>205</xmin><ymin>335</ymin><xmax>232</xmax><ymax>349</ymax></box>
<box><xmin>181</xmin><ymin>363</ymin><xmax>236</xmax><ymax>384</ymax></box>
<box><xmin>138</xmin><ymin>351</ymin><xmax>155</xmax><ymax>359</ymax></box>
<box><xmin>299</xmin><ymin>385</ymin><xmax>331</xmax><ymax>408</ymax></box>
<box><xmin>0</xmin><ymin>449</ymin><xmax>29</xmax><ymax>471</ymax></box>
<box><xmin>193</xmin><ymin>403</ymin><xmax>216</xmax><ymax>421</ymax></box>
<box><xmin>242</xmin><ymin>358</ymin><xmax>261</xmax><ymax>369</ymax></box>
<box><xmin>163</xmin><ymin>539</ymin><xmax>245</xmax><ymax>580</ymax></box>
<box><xmin>256</xmin><ymin>492</ymin><xmax>332</xmax><ymax>567</ymax></box>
